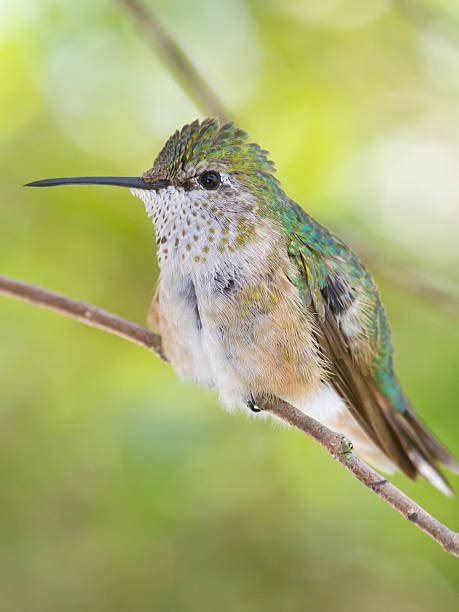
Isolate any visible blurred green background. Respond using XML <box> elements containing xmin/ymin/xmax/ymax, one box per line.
<box><xmin>1</xmin><ymin>1</ymin><xmax>458</xmax><ymax>610</ymax></box>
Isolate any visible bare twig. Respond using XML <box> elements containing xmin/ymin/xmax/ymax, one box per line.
<box><xmin>261</xmin><ymin>398</ymin><xmax>459</xmax><ymax>557</ymax></box>
<box><xmin>346</xmin><ymin>236</ymin><xmax>459</xmax><ymax>319</ymax></box>
<box><xmin>1</xmin><ymin>274</ymin><xmax>457</xmax><ymax>557</ymax></box>
<box><xmin>0</xmin><ymin>275</ymin><xmax>166</xmax><ymax>360</ymax></box>
<box><xmin>120</xmin><ymin>0</ymin><xmax>229</xmax><ymax>122</ymax></box>
<box><xmin>395</xmin><ymin>0</ymin><xmax>459</xmax><ymax>47</ymax></box>
<box><xmin>366</xmin><ymin>258</ymin><xmax>459</xmax><ymax>319</ymax></box>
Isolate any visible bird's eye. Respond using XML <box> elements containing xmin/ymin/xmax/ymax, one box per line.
<box><xmin>198</xmin><ymin>170</ymin><xmax>220</xmax><ymax>190</ymax></box>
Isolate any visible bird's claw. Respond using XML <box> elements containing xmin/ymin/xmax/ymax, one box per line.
<box><xmin>246</xmin><ymin>394</ymin><xmax>261</xmax><ymax>413</ymax></box>
<box><xmin>335</xmin><ymin>434</ymin><xmax>354</xmax><ymax>454</ymax></box>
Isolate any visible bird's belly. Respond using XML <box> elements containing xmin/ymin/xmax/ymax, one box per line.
<box><xmin>157</xmin><ymin>255</ymin><xmax>326</xmax><ymax>413</ymax></box>
<box><xmin>154</xmin><ymin>275</ymin><xmax>214</xmax><ymax>387</ymax></box>
<box><xmin>155</xmin><ymin>259</ymin><xmax>397</xmax><ymax>476</ymax></box>
<box><xmin>197</xmin><ymin>270</ymin><xmax>325</xmax><ymax>411</ymax></box>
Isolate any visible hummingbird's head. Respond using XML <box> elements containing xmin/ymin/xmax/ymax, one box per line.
<box><xmin>133</xmin><ymin>118</ymin><xmax>282</xmax><ymax>264</ymax></box>
<box><xmin>142</xmin><ymin>118</ymin><xmax>277</xmax><ymax>192</ymax></box>
<box><xmin>26</xmin><ymin>118</ymin><xmax>283</xmax><ymax>269</ymax></box>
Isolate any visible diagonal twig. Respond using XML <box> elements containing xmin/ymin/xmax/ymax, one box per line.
<box><xmin>395</xmin><ymin>0</ymin><xmax>459</xmax><ymax>47</ymax></box>
<box><xmin>1</xmin><ymin>274</ymin><xmax>458</xmax><ymax>557</ymax></box>
<box><xmin>120</xmin><ymin>0</ymin><xmax>229</xmax><ymax>122</ymax></box>
<box><xmin>0</xmin><ymin>275</ymin><xmax>165</xmax><ymax>360</ymax></box>
<box><xmin>348</xmin><ymin>236</ymin><xmax>459</xmax><ymax>319</ymax></box>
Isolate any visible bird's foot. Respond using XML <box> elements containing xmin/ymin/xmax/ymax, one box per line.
<box><xmin>334</xmin><ymin>434</ymin><xmax>354</xmax><ymax>455</ymax></box>
<box><xmin>246</xmin><ymin>393</ymin><xmax>261</xmax><ymax>413</ymax></box>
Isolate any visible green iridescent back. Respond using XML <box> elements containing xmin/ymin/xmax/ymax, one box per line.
<box><xmin>278</xmin><ymin>200</ymin><xmax>406</xmax><ymax>413</ymax></box>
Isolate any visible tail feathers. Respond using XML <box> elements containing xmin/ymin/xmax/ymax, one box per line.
<box><xmin>387</xmin><ymin>405</ymin><xmax>458</xmax><ymax>496</ymax></box>
<box><xmin>403</xmin><ymin>406</ymin><xmax>459</xmax><ymax>475</ymax></box>
<box><xmin>408</xmin><ymin>449</ymin><xmax>453</xmax><ymax>497</ymax></box>
<box><xmin>335</xmin><ymin>409</ymin><xmax>456</xmax><ymax>496</ymax></box>
<box><xmin>312</xmin><ymin>300</ymin><xmax>457</xmax><ymax>495</ymax></box>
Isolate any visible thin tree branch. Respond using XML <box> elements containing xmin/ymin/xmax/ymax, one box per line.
<box><xmin>395</xmin><ymin>0</ymin><xmax>459</xmax><ymax>47</ymax></box>
<box><xmin>120</xmin><ymin>0</ymin><xmax>229</xmax><ymax>122</ymax></box>
<box><xmin>260</xmin><ymin>398</ymin><xmax>459</xmax><ymax>557</ymax></box>
<box><xmin>1</xmin><ymin>274</ymin><xmax>457</xmax><ymax>557</ymax></box>
<box><xmin>2</xmin><ymin>0</ymin><xmax>458</xmax><ymax>558</ymax></box>
<box><xmin>347</xmin><ymin>236</ymin><xmax>459</xmax><ymax>319</ymax></box>
<box><xmin>0</xmin><ymin>275</ymin><xmax>166</xmax><ymax>360</ymax></box>
<box><xmin>119</xmin><ymin>0</ymin><xmax>459</xmax><ymax>317</ymax></box>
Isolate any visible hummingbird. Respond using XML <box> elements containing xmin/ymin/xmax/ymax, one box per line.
<box><xmin>27</xmin><ymin>118</ymin><xmax>458</xmax><ymax>494</ymax></box>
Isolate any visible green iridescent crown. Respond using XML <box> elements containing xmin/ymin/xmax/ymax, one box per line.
<box><xmin>146</xmin><ymin>118</ymin><xmax>277</xmax><ymax>180</ymax></box>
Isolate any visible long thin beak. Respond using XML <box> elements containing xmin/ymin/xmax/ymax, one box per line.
<box><xmin>24</xmin><ymin>176</ymin><xmax>170</xmax><ymax>190</ymax></box>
